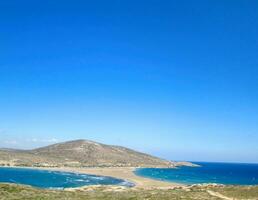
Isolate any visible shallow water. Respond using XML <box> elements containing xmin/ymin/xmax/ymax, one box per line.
<box><xmin>0</xmin><ymin>167</ymin><xmax>134</xmax><ymax>189</ymax></box>
<box><xmin>135</xmin><ymin>162</ymin><xmax>258</xmax><ymax>185</ymax></box>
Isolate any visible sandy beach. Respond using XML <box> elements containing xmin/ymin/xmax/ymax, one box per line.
<box><xmin>62</xmin><ymin>167</ymin><xmax>182</xmax><ymax>189</ymax></box>
<box><xmin>0</xmin><ymin>163</ymin><xmax>183</xmax><ymax>189</ymax></box>
<box><xmin>4</xmin><ymin>166</ymin><xmax>181</xmax><ymax>189</ymax></box>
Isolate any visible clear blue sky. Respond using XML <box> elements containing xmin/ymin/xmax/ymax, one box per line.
<box><xmin>0</xmin><ymin>0</ymin><xmax>258</xmax><ymax>163</ymax></box>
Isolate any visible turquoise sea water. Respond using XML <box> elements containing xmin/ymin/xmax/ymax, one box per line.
<box><xmin>0</xmin><ymin>167</ymin><xmax>134</xmax><ymax>189</ymax></box>
<box><xmin>135</xmin><ymin>162</ymin><xmax>258</xmax><ymax>185</ymax></box>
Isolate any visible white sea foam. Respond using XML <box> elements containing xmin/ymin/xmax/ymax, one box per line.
<box><xmin>90</xmin><ymin>176</ymin><xmax>106</xmax><ymax>180</ymax></box>
<box><xmin>75</xmin><ymin>179</ymin><xmax>88</xmax><ymax>182</ymax></box>
<box><xmin>48</xmin><ymin>187</ymin><xmax>64</xmax><ymax>190</ymax></box>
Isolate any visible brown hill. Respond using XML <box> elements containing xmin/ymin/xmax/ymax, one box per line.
<box><xmin>0</xmin><ymin>139</ymin><xmax>192</xmax><ymax>168</ymax></box>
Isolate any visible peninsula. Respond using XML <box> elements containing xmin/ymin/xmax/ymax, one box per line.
<box><xmin>0</xmin><ymin>139</ymin><xmax>194</xmax><ymax>168</ymax></box>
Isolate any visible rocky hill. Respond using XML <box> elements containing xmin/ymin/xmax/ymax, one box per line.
<box><xmin>0</xmin><ymin>139</ymin><xmax>193</xmax><ymax>168</ymax></box>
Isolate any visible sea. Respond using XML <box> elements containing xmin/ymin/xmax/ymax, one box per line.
<box><xmin>135</xmin><ymin>162</ymin><xmax>258</xmax><ymax>185</ymax></box>
<box><xmin>0</xmin><ymin>167</ymin><xmax>134</xmax><ymax>189</ymax></box>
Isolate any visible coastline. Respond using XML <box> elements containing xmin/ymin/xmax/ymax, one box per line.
<box><xmin>62</xmin><ymin>167</ymin><xmax>183</xmax><ymax>189</ymax></box>
<box><xmin>0</xmin><ymin>166</ymin><xmax>183</xmax><ymax>189</ymax></box>
<box><xmin>2</xmin><ymin>165</ymin><xmax>258</xmax><ymax>200</ymax></box>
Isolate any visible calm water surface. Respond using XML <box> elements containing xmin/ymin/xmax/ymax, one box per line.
<box><xmin>135</xmin><ymin>162</ymin><xmax>258</xmax><ymax>185</ymax></box>
<box><xmin>0</xmin><ymin>167</ymin><xmax>134</xmax><ymax>189</ymax></box>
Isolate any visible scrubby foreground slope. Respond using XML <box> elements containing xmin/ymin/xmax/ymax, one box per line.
<box><xmin>1</xmin><ymin>183</ymin><xmax>258</xmax><ymax>200</ymax></box>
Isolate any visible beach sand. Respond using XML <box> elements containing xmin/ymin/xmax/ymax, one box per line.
<box><xmin>0</xmin><ymin>165</ymin><xmax>182</xmax><ymax>189</ymax></box>
<box><xmin>49</xmin><ymin>167</ymin><xmax>182</xmax><ymax>189</ymax></box>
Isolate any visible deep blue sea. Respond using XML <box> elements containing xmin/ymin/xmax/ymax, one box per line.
<box><xmin>135</xmin><ymin>162</ymin><xmax>258</xmax><ymax>185</ymax></box>
<box><xmin>0</xmin><ymin>167</ymin><xmax>134</xmax><ymax>189</ymax></box>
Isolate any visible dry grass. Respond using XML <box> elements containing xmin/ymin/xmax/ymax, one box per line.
<box><xmin>1</xmin><ymin>183</ymin><xmax>258</xmax><ymax>200</ymax></box>
<box><xmin>211</xmin><ymin>185</ymin><xmax>258</xmax><ymax>199</ymax></box>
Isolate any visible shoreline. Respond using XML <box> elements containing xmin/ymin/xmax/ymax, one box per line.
<box><xmin>0</xmin><ymin>166</ymin><xmax>183</xmax><ymax>189</ymax></box>
<box><xmin>63</xmin><ymin>167</ymin><xmax>183</xmax><ymax>189</ymax></box>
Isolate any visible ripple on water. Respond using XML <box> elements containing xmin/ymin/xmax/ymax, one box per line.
<box><xmin>0</xmin><ymin>167</ymin><xmax>134</xmax><ymax>189</ymax></box>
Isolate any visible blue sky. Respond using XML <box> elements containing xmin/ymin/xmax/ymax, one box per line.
<box><xmin>0</xmin><ymin>0</ymin><xmax>258</xmax><ymax>163</ymax></box>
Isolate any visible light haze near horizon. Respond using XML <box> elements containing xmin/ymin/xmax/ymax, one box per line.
<box><xmin>0</xmin><ymin>0</ymin><xmax>258</xmax><ymax>163</ymax></box>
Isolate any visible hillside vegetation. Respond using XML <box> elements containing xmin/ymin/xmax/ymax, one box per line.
<box><xmin>0</xmin><ymin>140</ymin><xmax>190</xmax><ymax>168</ymax></box>
<box><xmin>1</xmin><ymin>183</ymin><xmax>258</xmax><ymax>200</ymax></box>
